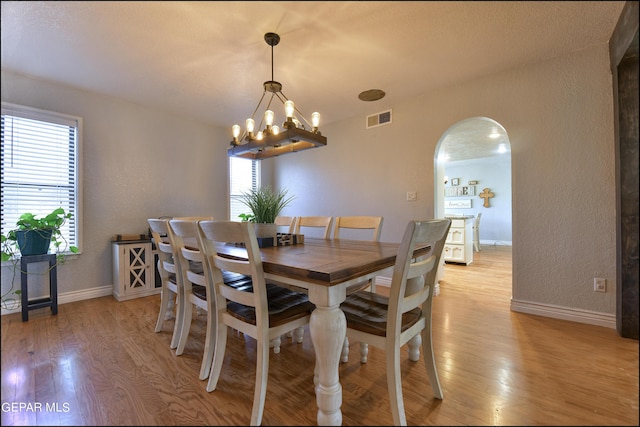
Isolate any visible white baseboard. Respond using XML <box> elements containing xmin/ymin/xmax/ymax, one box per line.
<box><xmin>510</xmin><ymin>299</ymin><xmax>616</xmax><ymax>329</ymax></box>
<box><xmin>376</xmin><ymin>278</ymin><xmax>615</xmax><ymax>329</ymax></box>
<box><xmin>2</xmin><ymin>285</ymin><xmax>115</xmax><ymax>316</ymax></box>
<box><xmin>481</xmin><ymin>240</ymin><xmax>513</xmax><ymax>247</ymax></box>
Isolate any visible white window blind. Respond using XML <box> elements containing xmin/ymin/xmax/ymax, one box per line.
<box><xmin>1</xmin><ymin>102</ymin><xmax>81</xmax><ymax>254</ymax></box>
<box><xmin>229</xmin><ymin>157</ymin><xmax>260</xmax><ymax>221</ymax></box>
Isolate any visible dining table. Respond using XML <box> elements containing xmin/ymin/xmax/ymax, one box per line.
<box><xmin>217</xmin><ymin>236</ymin><xmax>431</xmax><ymax>426</ymax></box>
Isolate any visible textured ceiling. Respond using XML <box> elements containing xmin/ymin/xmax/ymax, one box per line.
<box><xmin>1</xmin><ymin>1</ymin><xmax>625</xmax><ymax>161</ymax></box>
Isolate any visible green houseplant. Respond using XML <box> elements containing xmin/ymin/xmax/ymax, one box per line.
<box><xmin>239</xmin><ymin>186</ymin><xmax>295</xmax><ymax>239</ymax></box>
<box><xmin>1</xmin><ymin>208</ymin><xmax>78</xmax><ymax>309</ymax></box>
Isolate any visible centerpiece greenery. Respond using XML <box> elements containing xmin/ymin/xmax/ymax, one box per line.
<box><xmin>1</xmin><ymin>208</ymin><xmax>78</xmax><ymax>309</ymax></box>
<box><xmin>238</xmin><ymin>185</ymin><xmax>295</xmax><ymax>224</ymax></box>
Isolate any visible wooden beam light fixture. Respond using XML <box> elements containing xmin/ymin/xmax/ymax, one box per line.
<box><xmin>228</xmin><ymin>32</ymin><xmax>327</xmax><ymax>160</ymax></box>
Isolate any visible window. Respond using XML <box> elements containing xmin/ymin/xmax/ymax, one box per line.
<box><xmin>1</xmin><ymin>102</ymin><xmax>81</xmax><ymax>254</ymax></box>
<box><xmin>229</xmin><ymin>157</ymin><xmax>260</xmax><ymax>221</ymax></box>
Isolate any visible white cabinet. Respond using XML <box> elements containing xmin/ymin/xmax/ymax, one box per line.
<box><xmin>112</xmin><ymin>240</ymin><xmax>160</xmax><ymax>301</ymax></box>
<box><xmin>443</xmin><ymin>217</ymin><xmax>474</xmax><ymax>265</ymax></box>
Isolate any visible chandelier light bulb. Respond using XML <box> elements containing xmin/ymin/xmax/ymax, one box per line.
<box><xmin>284</xmin><ymin>100</ymin><xmax>295</xmax><ymax>119</ymax></box>
<box><xmin>311</xmin><ymin>112</ymin><xmax>320</xmax><ymax>129</ymax></box>
<box><xmin>246</xmin><ymin>118</ymin><xmax>255</xmax><ymax>135</ymax></box>
<box><xmin>232</xmin><ymin>124</ymin><xmax>241</xmax><ymax>138</ymax></box>
<box><xmin>265</xmin><ymin>110</ymin><xmax>274</xmax><ymax>127</ymax></box>
<box><xmin>272</xmin><ymin>125</ymin><xmax>280</xmax><ymax>135</ymax></box>
<box><xmin>256</xmin><ymin>131</ymin><xmax>263</xmax><ymax>140</ymax></box>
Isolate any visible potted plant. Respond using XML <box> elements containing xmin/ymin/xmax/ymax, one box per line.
<box><xmin>239</xmin><ymin>186</ymin><xmax>295</xmax><ymax>239</ymax></box>
<box><xmin>1</xmin><ymin>208</ymin><xmax>78</xmax><ymax>309</ymax></box>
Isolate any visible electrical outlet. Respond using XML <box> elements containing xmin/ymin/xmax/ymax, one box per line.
<box><xmin>594</xmin><ymin>277</ymin><xmax>606</xmax><ymax>292</ymax></box>
<box><xmin>406</xmin><ymin>191</ymin><xmax>417</xmax><ymax>201</ymax></box>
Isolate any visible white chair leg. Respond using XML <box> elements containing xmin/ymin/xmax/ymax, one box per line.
<box><xmin>422</xmin><ymin>327</ymin><xmax>443</xmax><ymax>399</ymax></box>
<box><xmin>199</xmin><ymin>305</ymin><xmax>216</xmax><ymax>380</ymax></box>
<box><xmin>250</xmin><ymin>337</ymin><xmax>270</xmax><ymax>426</ymax></box>
<box><xmin>206</xmin><ymin>322</ymin><xmax>228</xmax><ymax>392</ymax></box>
<box><xmin>175</xmin><ymin>302</ymin><xmax>193</xmax><ymax>356</ymax></box>
<box><xmin>359</xmin><ymin>342</ymin><xmax>369</xmax><ymax>363</ymax></box>
<box><xmin>170</xmin><ymin>291</ymin><xmax>183</xmax><ymax>349</ymax></box>
<box><xmin>155</xmin><ymin>287</ymin><xmax>171</xmax><ymax>332</ymax></box>
<box><xmin>341</xmin><ymin>336</ymin><xmax>349</xmax><ymax>363</ymax></box>
<box><xmin>294</xmin><ymin>326</ymin><xmax>305</xmax><ymax>343</ymax></box>
<box><xmin>387</xmin><ymin>344</ymin><xmax>407</xmax><ymax>426</ymax></box>
<box><xmin>270</xmin><ymin>336</ymin><xmax>282</xmax><ymax>354</ymax></box>
<box><xmin>407</xmin><ymin>333</ymin><xmax>422</xmax><ymax>362</ymax></box>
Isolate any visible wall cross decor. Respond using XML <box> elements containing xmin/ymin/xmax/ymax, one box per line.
<box><xmin>479</xmin><ymin>188</ymin><xmax>495</xmax><ymax>207</ymax></box>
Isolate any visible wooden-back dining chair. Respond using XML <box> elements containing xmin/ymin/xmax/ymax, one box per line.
<box><xmin>168</xmin><ymin>217</ymin><xmax>219</xmax><ymax>380</ymax></box>
<box><xmin>197</xmin><ymin>220</ymin><xmax>314</xmax><ymax>426</ymax></box>
<box><xmin>340</xmin><ymin>219</ymin><xmax>451</xmax><ymax>426</ymax></box>
<box><xmin>274</xmin><ymin>215</ymin><xmax>296</xmax><ymax>234</ymax></box>
<box><xmin>147</xmin><ymin>218</ymin><xmax>182</xmax><ymax>349</ymax></box>
<box><xmin>333</xmin><ymin>215</ymin><xmax>384</xmax><ymax>294</ymax></box>
<box><xmin>333</xmin><ymin>215</ymin><xmax>383</xmax><ymax>241</ymax></box>
<box><xmin>294</xmin><ymin>216</ymin><xmax>334</xmax><ymax>239</ymax></box>
<box><xmin>333</xmin><ymin>215</ymin><xmax>384</xmax><ymax>362</ymax></box>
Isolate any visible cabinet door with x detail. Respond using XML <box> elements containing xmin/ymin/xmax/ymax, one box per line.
<box><xmin>112</xmin><ymin>241</ymin><xmax>156</xmax><ymax>301</ymax></box>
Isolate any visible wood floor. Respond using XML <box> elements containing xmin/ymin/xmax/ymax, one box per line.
<box><xmin>1</xmin><ymin>245</ymin><xmax>638</xmax><ymax>426</ymax></box>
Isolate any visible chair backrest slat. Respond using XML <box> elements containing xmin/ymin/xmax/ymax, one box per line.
<box><xmin>295</xmin><ymin>216</ymin><xmax>333</xmax><ymax>239</ymax></box>
<box><xmin>333</xmin><ymin>216</ymin><xmax>383</xmax><ymax>241</ymax></box>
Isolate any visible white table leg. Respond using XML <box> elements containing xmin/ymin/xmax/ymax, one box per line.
<box><xmin>309</xmin><ymin>285</ymin><xmax>346</xmax><ymax>426</ymax></box>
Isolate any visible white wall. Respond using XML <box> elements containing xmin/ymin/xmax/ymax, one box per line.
<box><xmin>1</xmin><ymin>70</ymin><xmax>230</xmax><ymax>304</ymax></box>
<box><xmin>274</xmin><ymin>43</ymin><xmax>617</xmax><ymax>323</ymax></box>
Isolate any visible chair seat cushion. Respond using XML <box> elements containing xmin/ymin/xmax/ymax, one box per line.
<box><xmin>222</xmin><ymin>271</ymin><xmax>252</xmax><ymax>289</ymax></box>
<box><xmin>192</xmin><ymin>284</ymin><xmax>207</xmax><ymax>300</ymax></box>
<box><xmin>341</xmin><ymin>291</ymin><xmax>422</xmax><ymax>337</ymax></box>
<box><xmin>227</xmin><ymin>284</ymin><xmax>314</xmax><ymax>328</ymax></box>
<box><xmin>190</xmin><ymin>271</ymin><xmax>253</xmax><ymax>301</ymax></box>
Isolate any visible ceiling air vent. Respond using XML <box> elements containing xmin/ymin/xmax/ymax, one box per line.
<box><xmin>366</xmin><ymin>109</ymin><xmax>392</xmax><ymax>129</ymax></box>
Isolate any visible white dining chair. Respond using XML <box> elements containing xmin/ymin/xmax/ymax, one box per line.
<box><xmin>197</xmin><ymin>220</ymin><xmax>314</xmax><ymax>426</ymax></box>
<box><xmin>274</xmin><ymin>215</ymin><xmax>296</xmax><ymax>234</ymax></box>
<box><xmin>334</xmin><ymin>216</ymin><xmax>385</xmax><ymax>362</ymax></box>
<box><xmin>294</xmin><ymin>216</ymin><xmax>333</xmax><ymax>239</ymax></box>
<box><xmin>168</xmin><ymin>218</ymin><xmax>217</xmax><ymax>380</ymax></box>
<box><xmin>340</xmin><ymin>219</ymin><xmax>451</xmax><ymax>426</ymax></box>
<box><xmin>333</xmin><ymin>215</ymin><xmax>383</xmax><ymax>294</ymax></box>
<box><xmin>147</xmin><ymin>218</ymin><xmax>182</xmax><ymax>349</ymax></box>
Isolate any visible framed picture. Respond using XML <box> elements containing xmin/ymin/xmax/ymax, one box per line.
<box><xmin>451</xmin><ymin>178</ymin><xmax>459</xmax><ymax>186</ymax></box>
<box><xmin>468</xmin><ymin>180</ymin><xmax>478</xmax><ymax>185</ymax></box>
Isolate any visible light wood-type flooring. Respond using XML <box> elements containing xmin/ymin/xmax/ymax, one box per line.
<box><xmin>1</xmin><ymin>245</ymin><xmax>638</xmax><ymax>425</ymax></box>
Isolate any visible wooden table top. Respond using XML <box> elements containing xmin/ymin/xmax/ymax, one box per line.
<box><xmin>217</xmin><ymin>237</ymin><xmax>431</xmax><ymax>287</ymax></box>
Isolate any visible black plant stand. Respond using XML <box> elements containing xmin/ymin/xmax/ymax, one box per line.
<box><xmin>20</xmin><ymin>254</ymin><xmax>58</xmax><ymax>321</ymax></box>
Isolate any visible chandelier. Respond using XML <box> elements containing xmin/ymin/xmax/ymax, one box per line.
<box><xmin>227</xmin><ymin>32</ymin><xmax>327</xmax><ymax>160</ymax></box>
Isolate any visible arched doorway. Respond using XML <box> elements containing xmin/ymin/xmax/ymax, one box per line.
<box><xmin>434</xmin><ymin>116</ymin><xmax>513</xmax><ymax>271</ymax></box>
